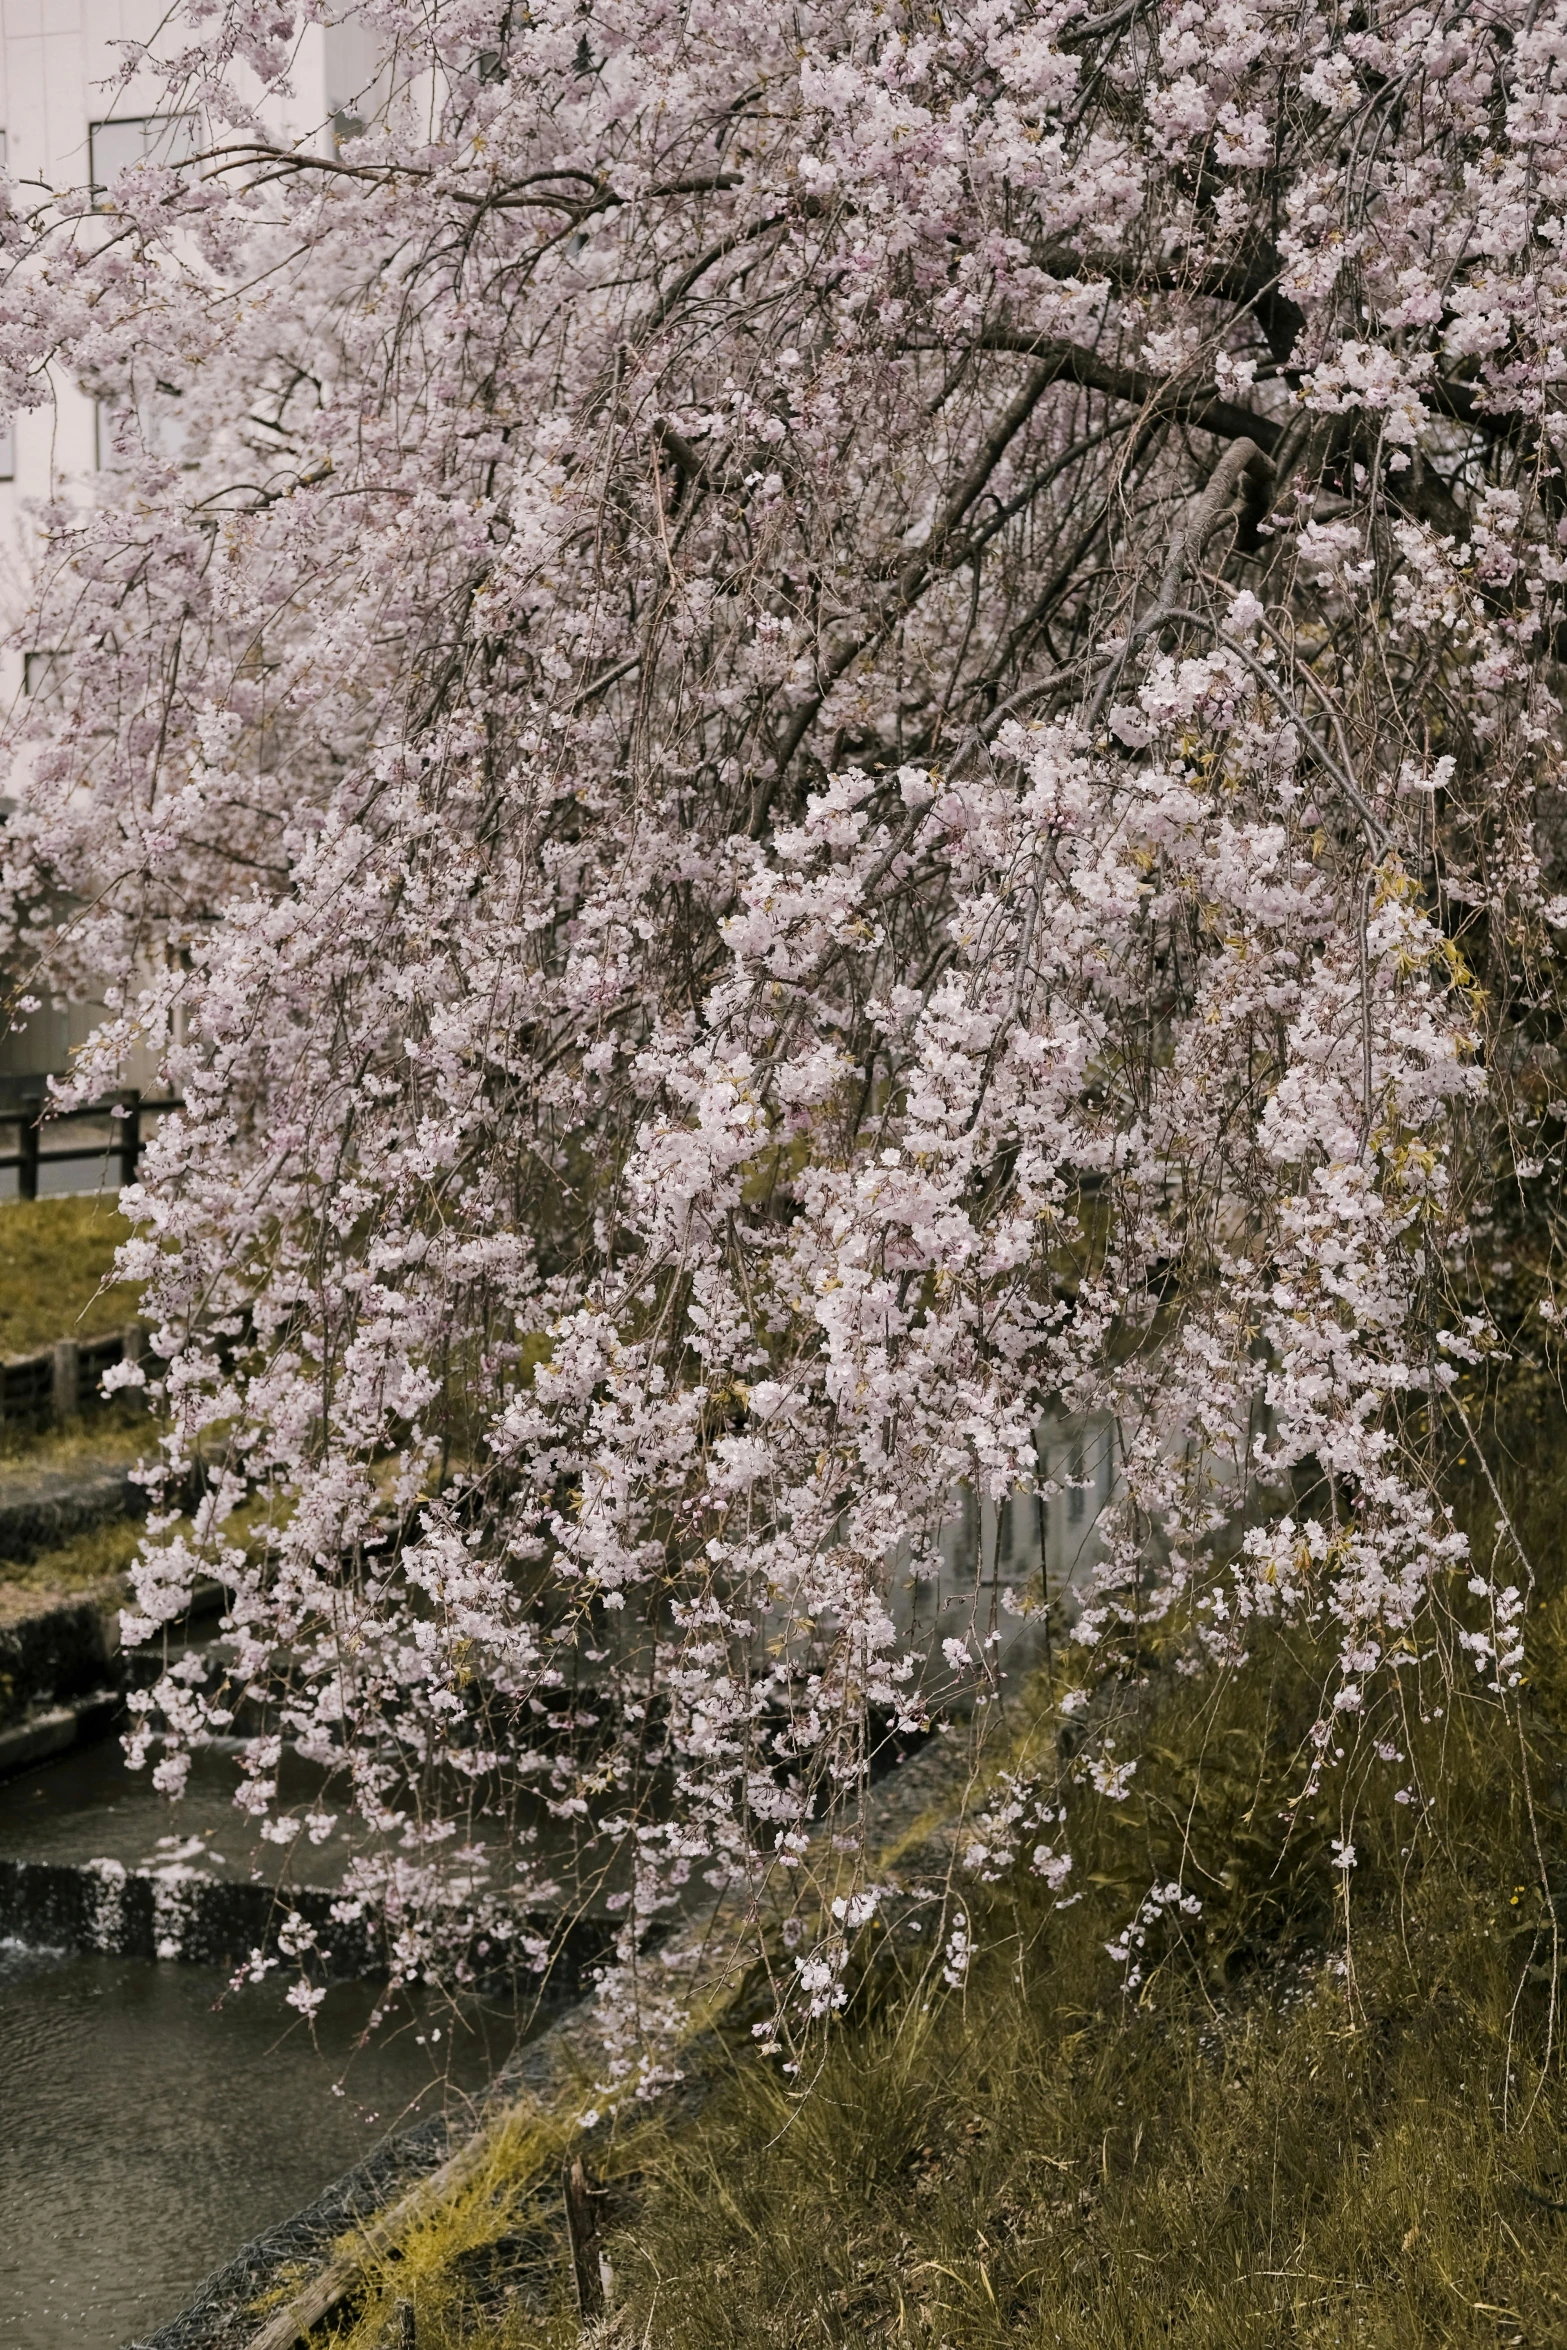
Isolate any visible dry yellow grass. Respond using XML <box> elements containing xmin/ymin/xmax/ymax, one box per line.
<box><xmin>290</xmin><ymin>1383</ymin><xmax>1567</xmax><ymax>2350</ymax></box>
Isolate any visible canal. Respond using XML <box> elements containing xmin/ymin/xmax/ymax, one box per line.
<box><xmin>0</xmin><ymin>1933</ymin><xmax>524</xmax><ymax>2349</ymax></box>
<box><xmin>0</xmin><ymin>1728</ymin><xmax>551</xmax><ymax>2350</ymax></box>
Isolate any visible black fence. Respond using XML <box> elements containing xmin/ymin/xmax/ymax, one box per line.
<box><xmin>0</xmin><ymin>1088</ymin><xmax>179</xmax><ymax>1199</ymax></box>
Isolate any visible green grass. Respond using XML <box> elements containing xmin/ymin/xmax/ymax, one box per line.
<box><xmin>0</xmin><ymin>1195</ymin><xmax>139</xmax><ymax>1355</ymax></box>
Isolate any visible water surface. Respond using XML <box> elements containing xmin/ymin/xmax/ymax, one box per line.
<box><xmin>0</xmin><ymin>1939</ymin><xmax>521</xmax><ymax>2350</ymax></box>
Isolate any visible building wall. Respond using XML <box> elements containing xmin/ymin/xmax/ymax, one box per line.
<box><xmin>0</xmin><ymin>2</ymin><xmax>352</xmax><ymax>1105</ymax></box>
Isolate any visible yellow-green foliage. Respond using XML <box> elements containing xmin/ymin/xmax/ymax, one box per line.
<box><xmin>0</xmin><ymin>1195</ymin><xmax>138</xmax><ymax>1355</ymax></box>
<box><xmin>321</xmin><ymin>2113</ymin><xmax>586</xmax><ymax>2350</ymax></box>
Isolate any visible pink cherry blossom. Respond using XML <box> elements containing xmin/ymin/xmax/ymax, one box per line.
<box><xmin>1</xmin><ymin>0</ymin><xmax>1561</xmax><ymax>2083</ymax></box>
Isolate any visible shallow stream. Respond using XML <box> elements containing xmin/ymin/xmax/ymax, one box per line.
<box><xmin>0</xmin><ymin>1728</ymin><xmax>553</xmax><ymax>2350</ymax></box>
<box><xmin>0</xmin><ymin>1937</ymin><xmax>526</xmax><ymax>2350</ymax></box>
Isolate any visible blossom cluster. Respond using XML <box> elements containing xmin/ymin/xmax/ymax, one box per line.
<box><xmin>1</xmin><ymin>0</ymin><xmax>1563</xmax><ymax>2070</ymax></box>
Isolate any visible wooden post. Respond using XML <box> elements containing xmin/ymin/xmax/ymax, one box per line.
<box><xmin>18</xmin><ymin>1095</ymin><xmax>39</xmax><ymax>1200</ymax></box>
<box><xmin>52</xmin><ymin>1338</ymin><xmax>80</xmax><ymax>1423</ymax></box>
<box><xmin>562</xmin><ymin>2154</ymin><xmax>606</xmax><ymax>2322</ymax></box>
<box><xmin>117</xmin><ymin>1086</ymin><xmax>141</xmax><ymax>1190</ymax></box>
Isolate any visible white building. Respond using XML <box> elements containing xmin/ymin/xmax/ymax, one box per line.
<box><xmin>0</xmin><ymin>0</ymin><xmax>383</xmax><ymax>558</ymax></box>
<box><xmin>0</xmin><ymin>2</ymin><xmax>381</xmax><ymax>1178</ymax></box>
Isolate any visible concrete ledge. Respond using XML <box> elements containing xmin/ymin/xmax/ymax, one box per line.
<box><xmin>0</xmin><ymin>1851</ymin><xmax>615</xmax><ymax>1982</ymax></box>
<box><xmin>0</xmin><ymin>1855</ymin><xmax>383</xmax><ymax>1974</ymax></box>
<box><xmin>0</xmin><ymin>1460</ymin><xmax>143</xmax><ymax>1562</ymax></box>
<box><xmin>0</xmin><ymin>1592</ymin><xmax>117</xmax><ymax>1728</ymax></box>
<box><xmin>0</xmin><ymin>1685</ymin><xmax>121</xmax><ymax>1776</ymax></box>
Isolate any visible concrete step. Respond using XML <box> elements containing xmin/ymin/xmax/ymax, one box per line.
<box><xmin>0</xmin><ymin>1458</ymin><xmax>143</xmax><ymax>1561</ymax></box>
<box><xmin>0</xmin><ymin>1592</ymin><xmax>117</xmax><ymax>1734</ymax></box>
<box><xmin>0</xmin><ymin>1685</ymin><xmax>121</xmax><ymax>1775</ymax></box>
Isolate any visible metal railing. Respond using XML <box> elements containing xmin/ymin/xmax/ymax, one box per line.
<box><xmin>0</xmin><ymin>1088</ymin><xmax>180</xmax><ymax>1199</ymax></box>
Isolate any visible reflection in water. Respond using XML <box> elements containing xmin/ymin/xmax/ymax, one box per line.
<box><xmin>0</xmin><ymin>1727</ymin><xmax>620</xmax><ymax>1924</ymax></box>
<box><xmin>0</xmin><ymin>1737</ymin><xmax>342</xmax><ymax>1879</ymax></box>
<box><xmin>0</xmin><ymin>1939</ymin><xmax>523</xmax><ymax>2350</ymax></box>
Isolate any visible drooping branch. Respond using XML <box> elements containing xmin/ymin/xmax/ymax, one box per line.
<box><xmin>0</xmin><ymin>0</ymin><xmax>1556</xmax><ymax>2067</ymax></box>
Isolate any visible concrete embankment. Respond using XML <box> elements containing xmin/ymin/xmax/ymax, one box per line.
<box><xmin>0</xmin><ymin>1588</ymin><xmax>125</xmax><ymax>1774</ymax></box>
<box><xmin>0</xmin><ymin>1449</ymin><xmax>220</xmax><ymax>1776</ymax></box>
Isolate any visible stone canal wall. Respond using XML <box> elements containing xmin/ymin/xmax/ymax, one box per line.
<box><xmin>0</xmin><ymin>1589</ymin><xmax>124</xmax><ymax>1774</ymax></box>
<box><xmin>0</xmin><ymin>1855</ymin><xmax>383</xmax><ymax>1974</ymax></box>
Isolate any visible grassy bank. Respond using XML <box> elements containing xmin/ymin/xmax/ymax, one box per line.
<box><xmin>590</xmin><ymin>1698</ymin><xmax>1564</xmax><ymax>2349</ymax></box>
<box><xmin>288</xmin><ymin>1392</ymin><xmax>1567</xmax><ymax>2349</ymax></box>
<box><xmin>0</xmin><ymin>1194</ymin><xmax>138</xmax><ymax>1356</ymax></box>
<box><xmin>0</xmin><ymin>1514</ymin><xmax>145</xmax><ymax>1610</ymax></box>
<box><xmin>303</xmin><ymin>1649</ymin><xmax>1567</xmax><ymax>2350</ymax></box>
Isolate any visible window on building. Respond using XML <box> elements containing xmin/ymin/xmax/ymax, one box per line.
<box><xmin>23</xmin><ymin>651</ymin><xmax>64</xmax><ymax>702</ymax></box>
<box><xmin>1067</xmin><ymin>1437</ymin><xmax>1086</xmax><ymax>1523</ymax></box>
<box><xmin>95</xmin><ymin>378</ymin><xmax>189</xmax><ymax>470</ymax></box>
<box><xmin>89</xmin><ymin>117</ymin><xmax>199</xmax><ymax>205</ymax></box>
<box><xmin>325</xmin><ymin>13</ymin><xmax>386</xmax><ymax>145</ymax></box>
